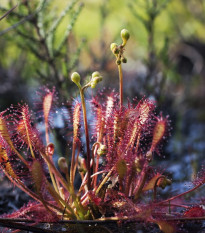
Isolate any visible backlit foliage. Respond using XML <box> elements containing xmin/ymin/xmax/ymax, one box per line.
<box><xmin>0</xmin><ymin>29</ymin><xmax>204</xmax><ymax>233</ymax></box>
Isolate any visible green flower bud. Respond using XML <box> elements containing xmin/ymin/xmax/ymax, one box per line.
<box><xmin>92</xmin><ymin>71</ymin><xmax>101</xmax><ymax>78</ymax></box>
<box><xmin>46</xmin><ymin>143</ymin><xmax>55</xmax><ymax>157</ymax></box>
<box><xmin>71</xmin><ymin>72</ymin><xmax>81</xmax><ymax>88</ymax></box>
<box><xmin>121</xmin><ymin>29</ymin><xmax>130</xmax><ymax>46</ymax></box>
<box><xmin>121</xmin><ymin>57</ymin><xmax>127</xmax><ymax>63</ymax></box>
<box><xmin>116</xmin><ymin>59</ymin><xmax>121</xmax><ymax>65</ymax></box>
<box><xmin>58</xmin><ymin>157</ymin><xmax>68</xmax><ymax>174</ymax></box>
<box><xmin>158</xmin><ymin>177</ymin><xmax>172</xmax><ymax>189</ymax></box>
<box><xmin>90</xmin><ymin>72</ymin><xmax>103</xmax><ymax>88</ymax></box>
<box><xmin>78</xmin><ymin>167</ymin><xmax>86</xmax><ymax>174</ymax></box>
<box><xmin>97</xmin><ymin>144</ymin><xmax>107</xmax><ymax>156</ymax></box>
<box><xmin>110</xmin><ymin>43</ymin><xmax>119</xmax><ymax>54</ymax></box>
<box><xmin>166</xmin><ymin>178</ymin><xmax>172</xmax><ymax>186</ymax></box>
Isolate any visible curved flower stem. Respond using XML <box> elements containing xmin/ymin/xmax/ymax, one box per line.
<box><xmin>133</xmin><ymin>162</ymin><xmax>149</xmax><ymax>201</ymax></box>
<box><xmin>153</xmin><ymin>175</ymin><xmax>166</xmax><ymax>201</ymax></box>
<box><xmin>118</xmin><ymin>64</ymin><xmax>123</xmax><ymax>108</ymax></box>
<box><xmin>91</xmin><ymin>142</ymin><xmax>101</xmax><ymax>187</ymax></box>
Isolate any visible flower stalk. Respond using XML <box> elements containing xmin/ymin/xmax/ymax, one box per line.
<box><xmin>0</xmin><ymin>29</ymin><xmax>204</xmax><ymax>231</ymax></box>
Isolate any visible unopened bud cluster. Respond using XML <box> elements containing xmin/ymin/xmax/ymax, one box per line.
<box><xmin>90</xmin><ymin>71</ymin><xmax>103</xmax><ymax>89</ymax></box>
<box><xmin>71</xmin><ymin>71</ymin><xmax>102</xmax><ymax>90</ymax></box>
<box><xmin>110</xmin><ymin>29</ymin><xmax>130</xmax><ymax>65</ymax></box>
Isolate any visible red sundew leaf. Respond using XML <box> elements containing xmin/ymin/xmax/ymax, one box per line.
<box><xmin>142</xmin><ymin>173</ymin><xmax>163</xmax><ymax>192</ymax></box>
<box><xmin>150</xmin><ymin>114</ymin><xmax>167</xmax><ymax>152</ymax></box>
<box><xmin>31</xmin><ymin>160</ymin><xmax>44</xmax><ymax>195</ymax></box>
<box><xmin>156</xmin><ymin>220</ymin><xmax>175</xmax><ymax>233</ymax></box>
<box><xmin>137</xmin><ymin>99</ymin><xmax>155</xmax><ymax>126</ymax></box>
<box><xmin>0</xmin><ymin>144</ymin><xmax>18</xmax><ymax>180</ymax></box>
<box><xmin>183</xmin><ymin>206</ymin><xmax>205</xmax><ymax>217</ymax></box>
<box><xmin>73</xmin><ymin>101</ymin><xmax>81</xmax><ymax>142</ymax></box>
<box><xmin>105</xmin><ymin>95</ymin><xmax>115</xmax><ymax>121</ymax></box>
<box><xmin>4</xmin><ymin>201</ymin><xmax>59</xmax><ymax>222</ymax></box>
<box><xmin>116</xmin><ymin>159</ymin><xmax>127</xmax><ymax>179</ymax></box>
<box><xmin>43</xmin><ymin>92</ymin><xmax>53</xmax><ymax>124</ymax></box>
<box><xmin>0</xmin><ymin>111</ymin><xmax>29</xmax><ymax>166</ymax></box>
<box><xmin>91</xmin><ymin>98</ymin><xmax>104</xmax><ymax>141</ymax></box>
<box><xmin>34</xmin><ymin>87</ymin><xmax>58</xmax><ymax>130</ymax></box>
<box><xmin>15</xmin><ymin>105</ymin><xmax>43</xmax><ymax>154</ymax></box>
<box><xmin>0</xmin><ymin>115</ymin><xmax>14</xmax><ymax>148</ymax></box>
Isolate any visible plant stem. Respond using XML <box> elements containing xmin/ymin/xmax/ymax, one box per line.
<box><xmin>153</xmin><ymin>175</ymin><xmax>166</xmax><ymax>201</ymax></box>
<box><xmin>79</xmin><ymin>89</ymin><xmax>91</xmax><ymax>190</ymax></box>
<box><xmin>44</xmin><ymin>126</ymin><xmax>59</xmax><ymax>194</ymax></box>
<box><xmin>91</xmin><ymin>142</ymin><xmax>101</xmax><ymax>187</ymax></box>
<box><xmin>40</xmin><ymin>152</ymin><xmax>70</xmax><ymax>191</ymax></box>
<box><xmin>156</xmin><ymin>181</ymin><xmax>204</xmax><ymax>205</ymax></box>
<box><xmin>70</xmin><ymin>141</ymin><xmax>77</xmax><ymax>190</ymax></box>
<box><xmin>96</xmin><ymin>167</ymin><xmax>114</xmax><ymax>195</ymax></box>
<box><xmin>118</xmin><ymin>64</ymin><xmax>123</xmax><ymax>108</ymax></box>
<box><xmin>45</xmin><ymin>122</ymin><xmax>49</xmax><ymax>145</ymax></box>
<box><xmin>133</xmin><ymin>162</ymin><xmax>149</xmax><ymax>201</ymax></box>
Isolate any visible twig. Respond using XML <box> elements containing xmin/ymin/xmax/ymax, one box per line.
<box><xmin>0</xmin><ymin>4</ymin><xmax>18</xmax><ymax>21</ymax></box>
<box><xmin>0</xmin><ymin>13</ymin><xmax>34</xmax><ymax>36</ymax></box>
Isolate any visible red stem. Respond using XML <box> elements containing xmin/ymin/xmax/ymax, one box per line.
<box><xmin>80</xmin><ymin>89</ymin><xmax>91</xmax><ymax>190</ymax></box>
<box><xmin>156</xmin><ymin>181</ymin><xmax>204</xmax><ymax>205</ymax></box>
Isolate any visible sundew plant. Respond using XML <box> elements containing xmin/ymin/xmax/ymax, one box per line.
<box><xmin>0</xmin><ymin>29</ymin><xmax>204</xmax><ymax>233</ymax></box>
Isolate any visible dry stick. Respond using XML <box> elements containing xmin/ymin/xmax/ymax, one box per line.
<box><xmin>0</xmin><ymin>4</ymin><xmax>18</xmax><ymax>21</ymax></box>
<box><xmin>0</xmin><ymin>11</ymin><xmax>34</xmax><ymax>36</ymax></box>
<box><xmin>2</xmin><ymin>216</ymin><xmax>205</xmax><ymax>224</ymax></box>
<box><xmin>0</xmin><ymin>0</ymin><xmax>46</xmax><ymax>36</ymax></box>
<box><xmin>0</xmin><ymin>219</ymin><xmax>54</xmax><ymax>233</ymax></box>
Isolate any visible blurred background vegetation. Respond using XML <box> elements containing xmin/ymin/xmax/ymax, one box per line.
<box><xmin>0</xmin><ymin>0</ymin><xmax>205</xmax><ymax>184</ymax></box>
